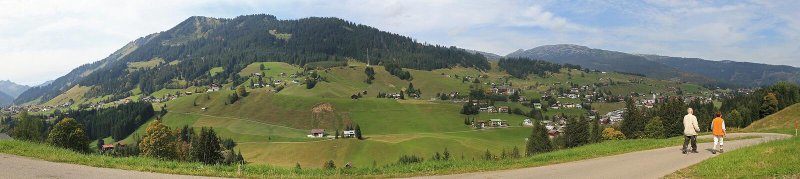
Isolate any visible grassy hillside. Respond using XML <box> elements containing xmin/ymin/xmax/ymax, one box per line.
<box><xmin>745</xmin><ymin>103</ymin><xmax>800</xmax><ymax>132</ymax></box>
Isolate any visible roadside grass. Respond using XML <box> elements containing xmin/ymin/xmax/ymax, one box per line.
<box><xmin>667</xmin><ymin>133</ymin><xmax>799</xmax><ymax>178</ymax></box>
<box><xmin>0</xmin><ymin>134</ymin><xmax>762</xmax><ymax>178</ymax></box>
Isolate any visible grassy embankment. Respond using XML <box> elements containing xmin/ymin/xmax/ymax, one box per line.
<box><xmin>0</xmin><ymin>134</ymin><xmax>758</xmax><ymax>178</ymax></box>
<box><xmin>667</xmin><ymin>103</ymin><xmax>800</xmax><ymax>178</ymax></box>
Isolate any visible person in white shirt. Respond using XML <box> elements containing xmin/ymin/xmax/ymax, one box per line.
<box><xmin>682</xmin><ymin>108</ymin><xmax>700</xmax><ymax>154</ymax></box>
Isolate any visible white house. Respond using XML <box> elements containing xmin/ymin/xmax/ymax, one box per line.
<box><xmin>308</xmin><ymin>129</ymin><xmax>326</xmax><ymax>138</ymax></box>
<box><xmin>343</xmin><ymin>130</ymin><xmax>356</xmax><ymax>138</ymax></box>
<box><xmin>489</xmin><ymin>119</ymin><xmax>508</xmax><ymax>127</ymax></box>
<box><xmin>523</xmin><ymin>119</ymin><xmax>534</xmax><ymax>126</ymax></box>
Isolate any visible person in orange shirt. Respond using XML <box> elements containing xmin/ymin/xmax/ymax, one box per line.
<box><xmin>711</xmin><ymin>112</ymin><xmax>726</xmax><ymax>154</ymax></box>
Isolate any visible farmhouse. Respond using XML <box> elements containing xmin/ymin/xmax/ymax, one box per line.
<box><xmin>498</xmin><ymin>106</ymin><xmax>510</xmax><ymax>113</ymax></box>
<box><xmin>489</xmin><ymin>119</ymin><xmax>508</xmax><ymax>127</ymax></box>
<box><xmin>523</xmin><ymin>119</ymin><xmax>534</xmax><ymax>126</ymax></box>
<box><xmin>308</xmin><ymin>129</ymin><xmax>326</xmax><ymax>138</ymax></box>
<box><xmin>473</xmin><ymin>120</ymin><xmax>487</xmax><ymax>129</ymax></box>
<box><xmin>343</xmin><ymin>130</ymin><xmax>356</xmax><ymax>138</ymax></box>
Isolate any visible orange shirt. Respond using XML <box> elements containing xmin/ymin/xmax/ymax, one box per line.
<box><xmin>712</xmin><ymin>117</ymin><xmax>726</xmax><ymax>136</ymax></box>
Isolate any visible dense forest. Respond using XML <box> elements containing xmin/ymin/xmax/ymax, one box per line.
<box><xmin>59</xmin><ymin>101</ymin><xmax>155</xmax><ymax>141</ymax></box>
<box><xmin>497</xmin><ymin>58</ymin><xmax>582</xmax><ymax>79</ymax></box>
<box><xmin>17</xmin><ymin>14</ymin><xmax>489</xmax><ymax>104</ymax></box>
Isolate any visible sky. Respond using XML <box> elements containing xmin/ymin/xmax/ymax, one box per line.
<box><xmin>1</xmin><ymin>0</ymin><xmax>798</xmax><ymax>86</ymax></box>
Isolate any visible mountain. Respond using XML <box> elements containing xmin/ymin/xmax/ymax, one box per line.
<box><xmin>506</xmin><ymin>44</ymin><xmax>714</xmax><ymax>84</ymax></box>
<box><xmin>0</xmin><ymin>91</ymin><xmax>12</xmax><ymax>107</ymax></box>
<box><xmin>36</xmin><ymin>80</ymin><xmax>55</xmax><ymax>87</ymax></box>
<box><xmin>0</xmin><ymin>80</ymin><xmax>30</xmax><ymax>98</ymax></box>
<box><xmin>462</xmin><ymin>49</ymin><xmax>502</xmax><ymax>60</ymax></box>
<box><xmin>640</xmin><ymin>55</ymin><xmax>800</xmax><ymax>87</ymax></box>
<box><xmin>15</xmin><ymin>14</ymin><xmax>489</xmax><ymax>104</ymax></box>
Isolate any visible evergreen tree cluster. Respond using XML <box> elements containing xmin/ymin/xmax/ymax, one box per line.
<box><xmin>384</xmin><ymin>63</ymin><xmax>412</xmax><ymax>80</ymax></box>
<box><xmin>61</xmin><ymin>101</ymin><xmax>155</xmax><ymax>141</ymax></box>
<box><xmin>498</xmin><ymin>58</ymin><xmax>580</xmax><ymax>79</ymax></box>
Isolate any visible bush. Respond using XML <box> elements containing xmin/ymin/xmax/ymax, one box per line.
<box><xmin>324</xmin><ymin>160</ymin><xmax>336</xmax><ymax>169</ymax></box>
<box><xmin>46</xmin><ymin>118</ymin><xmax>90</xmax><ymax>153</ymax></box>
<box><xmin>644</xmin><ymin>117</ymin><xmax>665</xmax><ymax>139</ymax></box>
<box><xmin>397</xmin><ymin>154</ymin><xmax>424</xmax><ymax>165</ymax></box>
<box><xmin>602</xmin><ymin>127</ymin><xmax>625</xmax><ymax>140</ymax></box>
<box><xmin>139</xmin><ymin>120</ymin><xmax>177</xmax><ymax>160</ymax></box>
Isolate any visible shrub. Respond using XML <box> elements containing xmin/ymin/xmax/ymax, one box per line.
<box><xmin>324</xmin><ymin>160</ymin><xmax>336</xmax><ymax>169</ymax></box>
<box><xmin>139</xmin><ymin>120</ymin><xmax>177</xmax><ymax>160</ymax></box>
<box><xmin>46</xmin><ymin>118</ymin><xmax>90</xmax><ymax>153</ymax></box>
<box><xmin>644</xmin><ymin>117</ymin><xmax>666</xmax><ymax>139</ymax></box>
<box><xmin>602</xmin><ymin>127</ymin><xmax>625</xmax><ymax>140</ymax></box>
<box><xmin>397</xmin><ymin>154</ymin><xmax>424</xmax><ymax>165</ymax></box>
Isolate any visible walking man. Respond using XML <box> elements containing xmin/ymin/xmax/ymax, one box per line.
<box><xmin>682</xmin><ymin>108</ymin><xmax>700</xmax><ymax>154</ymax></box>
<box><xmin>711</xmin><ymin>112</ymin><xmax>726</xmax><ymax>154</ymax></box>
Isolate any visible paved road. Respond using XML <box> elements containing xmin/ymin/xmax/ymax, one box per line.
<box><xmin>0</xmin><ymin>153</ymin><xmax>220</xmax><ymax>179</ymax></box>
<box><xmin>412</xmin><ymin>133</ymin><xmax>791</xmax><ymax>179</ymax></box>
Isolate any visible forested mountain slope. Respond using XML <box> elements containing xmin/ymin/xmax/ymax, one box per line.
<box><xmin>15</xmin><ymin>14</ymin><xmax>488</xmax><ymax>104</ymax></box>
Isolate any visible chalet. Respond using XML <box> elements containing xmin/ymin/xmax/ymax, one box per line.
<box><xmin>533</xmin><ymin>103</ymin><xmax>542</xmax><ymax>109</ymax></box>
<box><xmin>253</xmin><ymin>73</ymin><xmax>263</xmax><ymax>77</ymax></box>
<box><xmin>486</xmin><ymin>106</ymin><xmax>497</xmax><ymax>113</ymax></box>
<box><xmin>522</xmin><ymin>119</ymin><xmax>534</xmax><ymax>126</ymax></box>
<box><xmin>101</xmin><ymin>144</ymin><xmax>115</xmax><ymax>151</ymax></box>
<box><xmin>489</xmin><ymin>119</ymin><xmax>508</xmax><ymax>127</ymax></box>
<box><xmin>473</xmin><ymin>120</ymin><xmax>487</xmax><ymax>129</ymax></box>
<box><xmin>207</xmin><ymin>84</ymin><xmax>221</xmax><ymax>92</ymax></box>
<box><xmin>185</xmin><ymin>91</ymin><xmax>193</xmax><ymax>95</ymax></box>
<box><xmin>308</xmin><ymin>129</ymin><xmax>326</xmax><ymax>138</ymax></box>
<box><xmin>343</xmin><ymin>130</ymin><xmax>356</xmax><ymax>138</ymax></box>
<box><xmin>498</xmin><ymin>106</ymin><xmax>510</xmax><ymax>113</ymax></box>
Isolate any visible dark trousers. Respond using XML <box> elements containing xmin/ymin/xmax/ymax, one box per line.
<box><xmin>683</xmin><ymin>135</ymin><xmax>697</xmax><ymax>152</ymax></box>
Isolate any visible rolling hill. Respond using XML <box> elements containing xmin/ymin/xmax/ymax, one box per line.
<box><xmin>745</xmin><ymin>103</ymin><xmax>800</xmax><ymax>132</ymax></box>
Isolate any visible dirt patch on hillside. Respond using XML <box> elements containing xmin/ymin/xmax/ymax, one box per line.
<box><xmin>311</xmin><ymin>102</ymin><xmax>337</xmax><ymax>129</ymax></box>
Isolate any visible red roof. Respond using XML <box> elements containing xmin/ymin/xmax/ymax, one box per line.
<box><xmin>101</xmin><ymin>144</ymin><xmax>115</xmax><ymax>149</ymax></box>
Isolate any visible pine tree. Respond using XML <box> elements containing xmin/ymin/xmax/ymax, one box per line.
<box><xmin>565</xmin><ymin>116</ymin><xmax>590</xmax><ymax>148</ymax></box>
<box><xmin>591</xmin><ymin>117</ymin><xmax>603</xmax><ymax>143</ymax></box>
<box><xmin>644</xmin><ymin>117</ymin><xmax>665</xmax><ymax>138</ymax></box>
<box><xmin>526</xmin><ymin>122</ymin><xmax>552</xmax><ymax>156</ymax></box>
<box><xmin>355</xmin><ymin>124</ymin><xmax>363</xmax><ymax>140</ymax></box>
<box><xmin>620</xmin><ymin>97</ymin><xmax>645</xmax><ymax>138</ymax></box>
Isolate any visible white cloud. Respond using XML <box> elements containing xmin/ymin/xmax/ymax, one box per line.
<box><xmin>0</xmin><ymin>0</ymin><xmax>798</xmax><ymax>86</ymax></box>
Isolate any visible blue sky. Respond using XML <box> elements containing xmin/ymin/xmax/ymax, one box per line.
<box><xmin>1</xmin><ymin>0</ymin><xmax>798</xmax><ymax>86</ymax></box>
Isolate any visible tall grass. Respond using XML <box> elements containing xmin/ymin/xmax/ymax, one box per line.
<box><xmin>0</xmin><ymin>135</ymin><xmax>758</xmax><ymax>178</ymax></box>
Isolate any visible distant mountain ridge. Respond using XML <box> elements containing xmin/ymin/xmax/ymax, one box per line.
<box><xmin>639</xmin><ymin>55</ymin><xmax>800</xmax><ymax>87</ymax></box>
<box><xmin>0</xmin><ymin>80</ymin><xmax>30</xmax><ymax>98</ymax></box>
<box><xmin>506</xmin><ymin>44</ymin><xmax>715</xmax><ymax>85</ymax></box>
<box><xmin>0</xmin><ymin>91</ymin><xmax>12</xmax><ymax>107</ymax></box>
<box><xmin>506</xmin><ymin>44</ymin><xmax>799</xmax><ymax>87</ymax></box>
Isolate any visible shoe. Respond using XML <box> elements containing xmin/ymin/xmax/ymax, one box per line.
<box><xmin>719</xmin><ymin>149</ymin><xmax>724</xmax><ymax>153</ymax></box>
<box><xmin>711</xmin><ymin>150</ymin><xmax>716</xmax><ymax>154</ymax></box>
<box><xmin>682</xmin><ymin>150</ymin><xmax>687</xmax><ymax>154</ymax></box>
<box><xmin>691</xmin><ymin>150</ymin><xmax>699</xmax><ymax>153</ymax></box>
